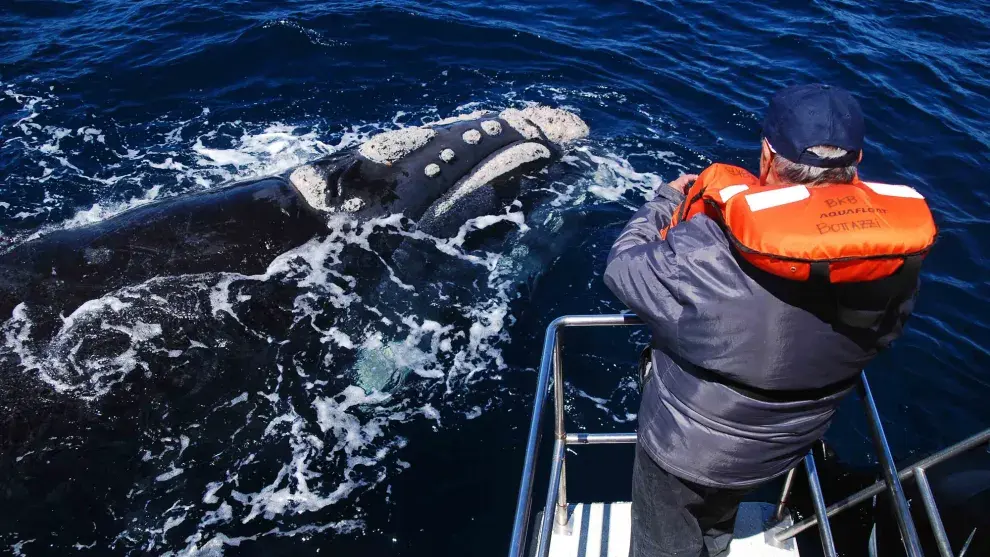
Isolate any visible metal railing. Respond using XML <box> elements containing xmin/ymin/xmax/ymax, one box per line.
<box><xmin>508</xmin><ymin>314</ymin><xmax>990</xmax><ymax>557</ymax></box>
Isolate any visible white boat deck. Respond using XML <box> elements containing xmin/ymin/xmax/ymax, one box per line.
<box><xmin>543</xmin><ymin>502</ymin><xmax>799</xmax><ymax>557</ymax></box>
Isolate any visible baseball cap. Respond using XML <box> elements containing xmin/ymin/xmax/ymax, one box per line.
<box><xmin>762</xmin><ymin>84</ymin><xmax>864</xmax><ymax>168</ymax></box>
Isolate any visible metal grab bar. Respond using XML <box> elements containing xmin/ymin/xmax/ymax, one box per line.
<box><xmin>508</xmin><ymin>314</ymin><xmax>643</xmax><ymax>557</ymax></box>
<box><xmin>508</xmin><ymin>314</ymin><xmax>988</xmax><ymax>557</ymax></box>
<box><xmin>804</xmin><ymin>453</ymin><xmax>839</xmax><ymax>557</ymax></box>
<box><xmin>915</xmin><ymin>467</ymin><xmax>952</xmax><ymax>557</ymax></box>
<box><xmin>860</xmin><ymin>373</ymin><xmax>925</xmax><ymax>556</ymax></box>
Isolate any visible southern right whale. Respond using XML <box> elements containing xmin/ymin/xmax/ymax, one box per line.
<box><xmin>0</xmin><ymin>106</ymin><xmax>589</xmax><ymax>334</ymax></box>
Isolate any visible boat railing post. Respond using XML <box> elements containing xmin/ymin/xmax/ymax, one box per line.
<box><xmin>553</xmin><ymin>330</ymin><xmax>570</xmax><ymax>533</ymax></box>
<box><xmin>508</xmin><ymin>318</ymin><xmax>563</xmax><ymax>557</ymax></box>
<box><xmin>859</xmin><ymin>372</ymin><xmax>925</xmax><ymax>557</ymax></box>
<box><xmin>535</xmin><ymin>440</ymin><xmax>566</xmax><ymax>557</ymax></box>
<box><xmin>804</xmin><ymin>453</ymin><xmax>839</xmax><ymax>557</ymax></box>
<box><xmin>775</xmin><ymin>466</ymin><xmax>798</xmax><ymax>521</ymax></box>
<box><xmin>914</xmin><ymin>467</ymin><xmax>953</xmax><ymax>557</ymax></box>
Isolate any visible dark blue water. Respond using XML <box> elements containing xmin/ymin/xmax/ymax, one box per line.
<box><xmin>1</xmin><ymin>1</ymin><xmax>988</xmax><ymax>555</ymax></box>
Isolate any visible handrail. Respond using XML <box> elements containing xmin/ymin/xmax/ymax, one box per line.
<box><xmin>508</xmin><ymin>314</ymin><xmax>990</xmax><ymax>557</ymax></box>
<box><xmin>803</xmin><ymin>453</ymin><xmax>839</xmax><ymax>557</ymax></box>
<box><xmin>507</xmin><ymin>314</ymin><xmax>643</xmax><ymax>557</ymax></box>
<box><xmin>860</xmin><ymin>373</ymin><xmax>924</xmax><ymax>556</ymax></box>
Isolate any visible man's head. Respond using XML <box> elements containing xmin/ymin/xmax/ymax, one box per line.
<box><xmin>760</xmin><ymin>84</ymin><xmax>864</xmax><ymax>186</ymax></box>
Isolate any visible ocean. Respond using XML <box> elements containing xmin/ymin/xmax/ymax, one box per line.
<box><xmin>1</xmin><ymin>0</ymin><xmax>988</xmax><ymax>555</ymax></box>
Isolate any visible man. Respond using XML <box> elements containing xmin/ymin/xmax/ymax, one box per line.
<box><xmin>604</xmin><ymin>84</ymin><xmax>937</xmax><ymax>557</ymax></box>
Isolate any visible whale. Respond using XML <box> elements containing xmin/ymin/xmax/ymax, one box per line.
<box><xmin>0</xmin><ymin>107</ymin><xmax>589</xmax><ymax>330</ymax></box>
<box><xmin>0</xmin><ymin>106</ymin><xmax>593</xmax><ymax>550</ymax></box>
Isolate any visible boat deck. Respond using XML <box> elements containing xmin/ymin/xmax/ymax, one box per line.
<box><xmin>542</xmin><ymin>502</ymin><xmax>798</xmax><ymax>557</ymax></box>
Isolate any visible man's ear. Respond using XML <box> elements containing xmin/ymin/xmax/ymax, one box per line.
<box><xmin>759</xmin><ymin>139</ymin><xmax>772</xmax><ymax>178</ymax></box>
<box><xmin>857</xmin><ymin>150</ymin><xmax>863</xmax><ymax>164</ymax></box>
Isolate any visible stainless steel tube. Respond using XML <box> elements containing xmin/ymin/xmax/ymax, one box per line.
<box><xmin>535</xmin><ymin>440</ymin><xmax>567</xmax><ymax>557</ymax></box>
<box><xmin>508</xmin><ymin>318</ymin><xmax>562</xmax><ymax>557</ymax></box>
<box><xmin>551</xmin><ymin>314</ymin><xmax>643</xmax><ymax>328</ymax></box>
<box><xmin>776</xmin><ymin>467</ymin><xmax>798</xmax><ymax>521</ymax></box>
<box><xmin>959</xmin><ymin>528</ymin><xmax>977</xmax><ymax>557</ymax></box>
<box><xmin>565</xmin><ymin>432</ymin><xmax>637</xmax><ymax>445</ymax></box>
<box><xmin>805</xmin><ymin>454</ymin><xmax>839</xmax><ymax>557</ymax></box>
<box><xmin>553</xmin><ymin>332</ymin><xmax>568</xmax><ymax>532</ymax></box>
<box><xmin>859</xmin><ymin>373</ymin><xmax>924</xmax><ymax>557</ymax></box>
<box><xmin>914</xmin><ymin>467</ymin><xmax>953</xmax><ymax>557</ymax></box>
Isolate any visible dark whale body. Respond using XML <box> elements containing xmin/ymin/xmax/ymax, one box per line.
<box><xmin>0</xmin><ymin>178</ymin><xmax>327</xmax><ymax>321</ymax></box>
<box><xmin>0</xmin><ymin>108</ymin><xmax>589</xmax><ymax>324</ymax></box>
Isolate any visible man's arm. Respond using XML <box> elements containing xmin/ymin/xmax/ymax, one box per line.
<box><xmin>607</xmin><ymin>175</ymin><xmax>695</xmax><ymax>264</ymax></box>
<box><xmin>605</xmin><ymin>175</ymin><xmax>723</xmax><ymax>349</ymax></box>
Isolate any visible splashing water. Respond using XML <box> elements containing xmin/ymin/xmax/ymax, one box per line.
<box><xmin>0</xmin><ymin>78</ymin><xmax>667</xmax><ymax>553</ymax></box>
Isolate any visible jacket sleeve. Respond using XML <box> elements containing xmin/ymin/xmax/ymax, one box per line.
<box><xmin>604</xmin><ymin>186</ymin><xmax>703</xmax><ymax>348</ymax></box>
<box><xmin>607</xmin><ymin>186</ymin><xmax>684</xmax><ymax>263</ymax></box>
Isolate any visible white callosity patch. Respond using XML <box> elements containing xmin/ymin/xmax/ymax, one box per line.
<box><xmin>461</xmin><ymin>129</ymin><xmax>482</xmax><ymax>145</ymax></box>
<box><xmin>439</xmin><ymin>149</ymin><xmax>456</xmax><ymax>163</ymax></box>
<box><xmin>341</xmin><ymin>197</ymin><xmax>364</xmax><ymax>212</ymax></box>
<box><xmin>498</xmin><ymin>108</ymin><xmax>541</xmax><ymax>140</ymax></box>
<box><xmin>358</xmin><ymin>127</ymin><xmax>437</xmax><ymax>165</ymax></box>
<box><xmin>433</xmin><ymin>142</ymin><xmax>552</xmax><ymax>216</ymax></box>
<box><xmin>481</xmin><ymin>120</ymin><xmax>502</xmax><ymax>136</ymax></box>
<box><xmin>499</xmin><ymin>106</ymin><xmax>590</xmax><ymax>146</ymax></box>
<box><xmin>290</xmin><ymin>168</ymin><xmax>366</xmax><ymax>214</ymax></box>
<box><xmin>424</xmin><ymin>163</ymin><xmax>440</xmax><ymax>178</ymax></box>
<box><xmin>289</xmin><ymin>165</ymin><xmax>330</xmax><ymax>211</ymax></box>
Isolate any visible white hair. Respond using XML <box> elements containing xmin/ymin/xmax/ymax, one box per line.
<box><xmin>773</xmin><ymin>145</ymin><xmax>858</xmax><ymax>186</ymax></box>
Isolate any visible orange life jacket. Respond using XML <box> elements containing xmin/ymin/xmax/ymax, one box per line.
<box><xmin>660</xmin><ymin>163</ymin><xmax>937</xmax><ymax>283</ymax></box>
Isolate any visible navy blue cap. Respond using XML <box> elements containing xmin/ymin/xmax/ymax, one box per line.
<box><xmin>762</xmin><ymin>84</ymin><xmax>864</xmax><ymax>168</ymax></box>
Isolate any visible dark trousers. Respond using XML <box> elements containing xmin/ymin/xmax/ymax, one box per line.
<box><xmin>631</xmin><ymin>444</ymin><xmax>751</xmax><ymax>557</ymax></box>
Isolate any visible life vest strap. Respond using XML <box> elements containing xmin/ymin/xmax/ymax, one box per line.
<box><xmin>809</xmin><ymin>261</ymin><xmax>830</xmax><ymax>284</ymax></box>
<box><xmin>674</xmin><ymin>355</ymin><xmax>858</xmax><ymax>403</ymax></box>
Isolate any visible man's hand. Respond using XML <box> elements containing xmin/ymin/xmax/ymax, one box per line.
<box><xmin>666</xmin><ymin>174</ymin><xmax>699</xmax><ymax>195</ymax></box>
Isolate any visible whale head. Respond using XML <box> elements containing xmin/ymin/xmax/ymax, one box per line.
<box><xmin>288</xmin><ymin>106</ymin><xmax>589</xmax><ymax>218</ymax></box>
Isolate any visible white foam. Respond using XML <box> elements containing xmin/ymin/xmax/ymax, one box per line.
<box><xmin>576</xmin><ymin>146</ymin><xmax>665</xmax><ymax>205</ymax></box>
<box><xmin>203</xmin><ymin>482</ymin><xmax>224</xmax><ymax>505</ymax></box>
<box><xmin>156</xmin><ymin>467</ymin><xmax>185</xmax><ymax>482</ymax></box>
<box><xmin>423</xmin><ymin>109</ymin><xmax>493</xmax><ymax>128</ymax></box>
<box><xmin>10</xmin><ymin>539</ymin><xmax>36</xmax><ymax>556</ymax></box>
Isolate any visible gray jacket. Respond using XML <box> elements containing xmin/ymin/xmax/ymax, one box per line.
<box><xmin>604</xmin><ymin>185</ymin><xmax>919</xmax><ymax>488</ymax></box>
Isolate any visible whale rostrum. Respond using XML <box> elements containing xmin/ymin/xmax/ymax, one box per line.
<box><xmin>288</xmin><ymin>106</ymin><xmax>588</xmax><ymax>218</ymax></box>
